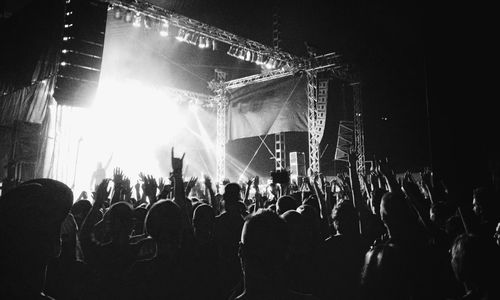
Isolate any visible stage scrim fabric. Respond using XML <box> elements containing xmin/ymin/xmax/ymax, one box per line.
<box><xmin>227</xmin><ymin>74</ymin><xmax>308</xmax><ymax>141</ymax></box>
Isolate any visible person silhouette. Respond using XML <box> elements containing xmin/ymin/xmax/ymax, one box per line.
<box><xmin>0</xmin><ymin>179</ymin><xmax>73</xmax><ymax>299</ymax></box>
<box><xmin>90</xmin><ymin>153</ymin><xmax>113</xmax><ymax>190</ymax></box>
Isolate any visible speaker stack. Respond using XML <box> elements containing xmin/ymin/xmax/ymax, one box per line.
<box><xmin>54</xmin><ymin>0</ymin><xmax>107</xmax><ymax>107</ymax></box>
<box><xmin>289</xmin><ymin>151</ymin><xmax>306</xmax><ymax>183</ymax></box>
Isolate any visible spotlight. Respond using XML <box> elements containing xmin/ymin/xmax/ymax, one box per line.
<box><xmin>113</xmin><ymin>6</ymin><xmax>122</xmax><ymax>19</ymax></box>
<box><xmin>265</xmin><ymin>58</ymin><xmax>275</xmax><ymax>69</ymax></box>
<box><xmin>250</xmin><ymin>52</ymin><xmax>257</xmax><ymax>63</ymax></box>
<box><xmin>183</xmin><ymin>31</ymin><xmax>192</xmax><ymax>42</ymax></box>
<box><xmin>176</xmin><ymin>28</ymin><xmax>186</xmax><ymax>41</ymax></box>
<box><xmin>198</xmin><ymin>36</ymin><xmax>206</xmax><ymax>48</ymax></box>
<box><xmin>188</xmin><ymin>32</ymin><xmax>199</xmax><ymax>45</ymax></box>
<box><xmin>211</xmin><ymin>40</ymin><xmax>217</xmax><ymax>51</ymax></box>
<box><xmin>159</xmin><ymin>20</ymin><xmax>169</xmax><ymax>37</ymax></box>
<box><xmin>227</xmin><ymin>46</ymin><xmax>238</xmax><ymax>56</ymax></box>
<box><xmin>132</xmin><ymin>13</ymin><xmax>142</xmax><ymax>27</ymax></box>
<box><xmin>60</xmin><ymin>61</ymin><xmax>67</xmax><ymax>66</ymax></box>
<box><xmin>144</xmin><ymin>16</ymin><xmax>152</xmax><ymax>29</ymax></box>
<box><xmin>255</xmin><ymin>54</ymin><xmax>264</xmax><ymax>65</ymax></box>
<box><xmin>124</xmin><ymin>10</ymin><xmax>133</xmax><ymax>23</ymax></box>
<box><xmin>237</xmin><ymin>48</ymin><xmax>245</xmax><ymax>60</ymax></box>
<box><xmin>61</xmin><ymin>49</ymin><xmax>68</xmax><ymax>54</ymax></box>
<box><xmin>245</xmin><ymin>50</ymin><xmax>252</xmax><ymax>61</ymax></box>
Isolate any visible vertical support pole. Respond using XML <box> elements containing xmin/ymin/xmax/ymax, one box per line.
<box><xmin>352</xmin><ymin>82</ymin><xmax>366</xmax><ymax>176</ymax></box>
<box><xmin>307</xmin><ymin>71</ymin><xmax>320</xmax><ymax>174</ymax></box>
<box><xmin>275</xmin><ymin>132</ymin><xmax>286</xmax><ymax>170</ymax></box>
<box><xmin>215</xmin><ymin>94</ymin><xmax>227</xmax><ymax>184</ymax></box>
<box><xmin>214</xmin><ymin>69</ymin><xmax>228</xmax><ymax>184</ymax></box>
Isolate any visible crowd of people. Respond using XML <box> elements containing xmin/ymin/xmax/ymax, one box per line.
<box><xmin>0</xmin><ymin>147</ymin><xmax>499</xmax><ymax>300</ymax></box>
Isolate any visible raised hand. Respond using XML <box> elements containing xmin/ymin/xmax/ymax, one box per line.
<box><xmin>139</xmin><ymin>173</ymin><xmax>158</xmax><ymax>204</ymax></box>
<box><xmin>93</xmin><ymin>178</ymin><xmax>111</xmax><ymax>208</ymax></box>
<box><xmin>158</xmin><ymin>177</ymin><xmax>165</xmax><ymax>193</ymax></box>
<box><xmin>185</xmin><ymin>176</ymin><xmax>198</xmax><ymax>196</ymax></box>
<box><xmin>204</xmin><ymin>175</ymin><xmax>212</xmax><ymax>189</ymax></box>
<box><xmin>113</xmin><ymin>167</ymin><xmax>125</xmax><ymax>186</ymax></box>
<box><xmin>253</xmin><ymin>176</ymin><xmax>260</xmax><ymax>189</ymax></box>
<box><xmin>171</xmin><ymin>147</ymin><xmax>185</xmax><ymax>176</ymax></box>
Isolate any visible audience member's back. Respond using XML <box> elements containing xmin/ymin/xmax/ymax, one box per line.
<box><xmin>126</xmin><ymin>199</ymin><xmax>193</xmax><ymax>299</ymax></box>
<box><xmin>0</xmin><ymin>179</ymin><xmax>73</xmax><ymax>299</ymax></box>
<box><xmin>214</xmin><ymin>183</ymin><xmax>245</xmax><ymax>298</ymax></box>
<box><xmin>360</xmin><ymin>243</ymin><xmax>411</xmax><ymax>300</ymax></box>
<box><xmin>319</xmin><ymin>200</ymin><xmax>368</xmax><ymax>300</ymax></box>
<box><xmin>450</xmin><ymin>233</ymin><xmax>500</xmax><ymax>300</ymax></box>
<box><xmin>233</xmin><ymin>209</ymin><xmax>316</xmax><ymax>300</ymax></box>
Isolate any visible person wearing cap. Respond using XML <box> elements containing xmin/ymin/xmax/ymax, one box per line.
<box><xmin>0</xmin><ymin>178</ymin><xmax>73</xmax><ymax>299</ymax></box>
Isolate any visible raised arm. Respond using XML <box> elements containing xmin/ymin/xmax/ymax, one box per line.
<box><xmin>171</xmin><ymin>148</ymin><xmax>187</xmax><ymax>212</ymax></box>
<box><xmin>80</xmin><ymin>179</ymin><xmax>110</xmax><ymax>243</ymax></box>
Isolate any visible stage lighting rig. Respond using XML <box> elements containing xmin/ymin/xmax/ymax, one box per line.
<box><xmin>124</xmin><ymin>10</ymin><xmax>133</xmax><ymax>23</ymax></box>
<box><xmin>159</xmin><ymin>19</ymin><xmax>169</xmax><ymax>36</ymax></box>
<box><xmin>113</xmin><ymin>6</ymin><xmax>122</xmax><ymax>19</ymax></box>
<box><xmin>132</xmin><ymin>13</ymin><xmax>141</xmax><ymax>27</ymax></box>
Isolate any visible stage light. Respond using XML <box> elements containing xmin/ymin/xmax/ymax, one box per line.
<box><xmin>113</xmin><ymin>6</ymin><xmax>122</xmax><ymax>19</ymax></box>
<box><xmin>61</xmin><ymin>49</ymin><xmax>68</xmax><ymax>54</ymax></box>
<box><xmin>144</xmin><ymin>16</ymin><xmax>153</xmax><ymax>29</ymax></box>
<box><xmin>188</xmin><ymin>33</ymin><xmax>199</xmax><ymax>45</ymax></box>
<box><xmin>132</xmin><ymin>13</ymin><xmax>142</xmax><ymax>27</ymax></box>
<box><xmin>198</xmin><ymin>37</ymin><xmax>206</xmax><ymax>48</ymax></box>
<box><xmin>60</xmin><ymin>61</ymin><xmax>67</xmax><ymax>66</ymax></box>
<box><xmin>64</xmin><ymin>24</ymin><xmax>73</xmax><ymax>28</ymax></box>
<box><xmin>159</xmin><ymin>20</ymin><xmax>169</xmax><ymax>37</ymax></box>
<box><xmin>183</xmin><ymin>31</ymin><xmax>193</xmax><ymax>42</ymax></box>
<box><xmin>176</xmin><ymin>28</ymin><xmax>186</xmax><ymax>41</ymax></box>
<box><xmin>124</xmin><ymin>10</ymin><xmax>133</xmax><ymax>23</ymax></box>
<box><xmin>265</xmin><ymin>58</ymin><xmax>275</xmax><ymax>69</ymax></box>
<box><xmin>211</xmin><ymin>40</ymin><xmax>217</xmax><ymax>51</ymax></box>
<box><xmin>255</xmin><ymin>54</ymin><xmax>264</xmax><ymax>65</ymax></box>
<box><xmin>245</xmin><ymin>50</ymin><xmax>252</xmax><ymax>61</ymax></box>
<box><xmin>237</xmin><ymin>48</ymin><xmax>245</xmax><ymax>60</ymax></box>
<box><xmin>250</xmin><ymin>52</ymin><xmax>257</xmax><ymax>63</ymax></box>
<box><xmin>227</xmin><ymin>46</ymin><xmax>237</xmax><ymax>56</ymax></box>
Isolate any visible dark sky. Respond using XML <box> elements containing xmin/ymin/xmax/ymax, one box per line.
<box><xmin>2</xmin><ymin>0</ymin><xmax>429</xmax><ymax>172</ymax></box>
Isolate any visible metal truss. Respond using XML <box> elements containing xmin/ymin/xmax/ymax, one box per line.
<box><xmin>105</xmin><ymin>0</ymin><xmax>304</xmax><ymax>67</ymax></box>
<box><xmin>162</xmin><ymin>86</ymin><xmax>214</xmax><ymax>107</ymax></box>
<box><xmin>224</xmin><ymin>67</ymin><xmax>297</xmax><ymax>90</ymax></box>
<box><xmin>306</xmin><ymin>71</ymin><xmax>320</xmax><ymax>174</ymax></box>
<box><xmin>274</xmin><ymin>132</ymin><xmax>286</xmax><ymax>170</ymax></box>
<box><xmin>351</xmin><ymin>82</ymin><xmax>366</xmax><ymax>175</ymax></box>
<box><xmin>103</xmin><ymin>0</ymin><xmax>365</xmax><ymax>179</ymax></box>
<box><xmin>215</xmin><ymin>91</ymin><xmax>228</xmax><ymax>183</ymax></box>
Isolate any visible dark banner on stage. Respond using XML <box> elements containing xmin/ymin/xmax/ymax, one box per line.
<box><xmin>227</xmin><ymin>74</ymin><xmax>308</xmax><ymax>141</ymax></box>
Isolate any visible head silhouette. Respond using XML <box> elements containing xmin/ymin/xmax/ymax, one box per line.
<box><xmin>332</xmin><ymin>200</ymin><xmax>359</xmax><ymax>235</ymax></box>
<box><xmin>0</xmin><ymin>179</ymin><xmax>73</xmax><ymax>295</ymax></box>
<box><xmin>193</xmin><ymin>204</ymin><xmax>215</xmax><ymax>243</ymax></box>
<box><xmin>450</xmin><ymin>233</ymin><xmax>498</xmax><ymax>293</ymax></box>
<box><xmin>223</xmin><ymin>182</ymin><xmax>241</xmax><ymax>213</ymax></box>
<box><xmin>70</xmin><ymin>199</ymin><xmax>92</xmax><ymax>229</ymax></box>
<box><xmin>239</xmin><ymin>209</ymin><xmax>289</xmax><ymax>279</ymax></box>
<box><xmin>380</xmin><ymin>192</ymin><xmax>415</xmax><ymax>238</ymax></box>
<box><xmin>102</xmin><ymin>201</ymin><xmax>134</xmax><ymax>243</ymax></box>
<box><xmin>361</xmin><ymin>243</ymin><xmax>410</xmax><ymax>300</ymax></box>
<box><xmin>277</xmin><ymin>195</ymin><xmax>298</xmax><ymax>215</ymax></box>
<box><xmin>145</xmin><ymin>200</ymin><xmax>182</xmax><ymax>255</ymax></box>
<box><xmin>0</xmin><ymin>179</ymin><xmax>73</xmax><ymax>261</ymax></box>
